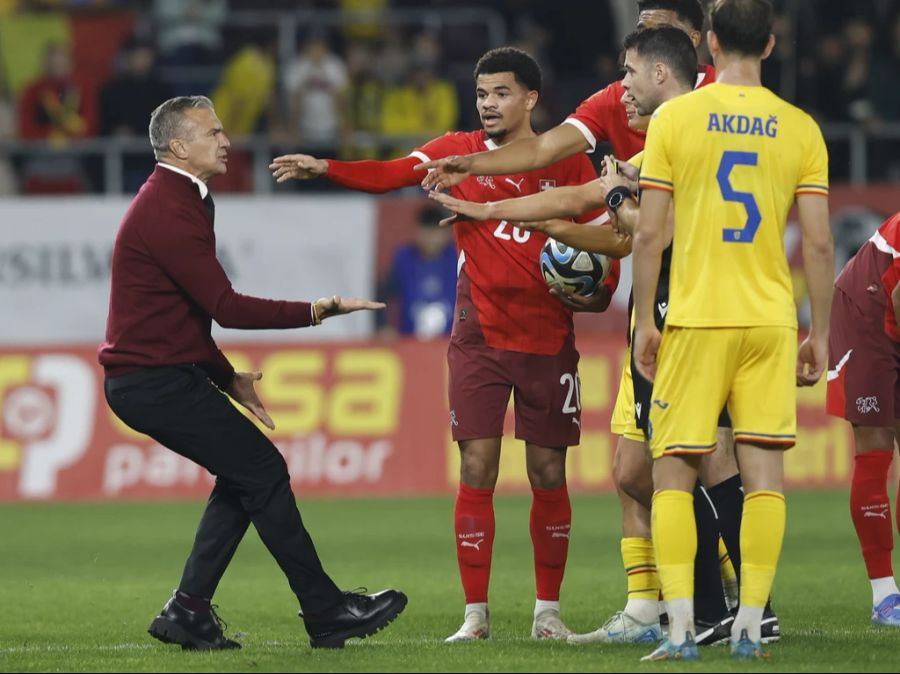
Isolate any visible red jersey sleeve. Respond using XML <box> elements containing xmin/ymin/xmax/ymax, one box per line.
<box><xmin>410</xmin><ymin>131</ymin><xmax>474</xmax><ymax>164</ymax></box>
<box><xmin>565</xmin><ymin>83</ymin><xmax>621</xmax><ymax>152</ymax></box>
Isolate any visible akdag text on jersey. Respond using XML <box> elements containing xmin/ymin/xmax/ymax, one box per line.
<box><xmin>706</xmin><ymin>113</ymin><xmax>779</xmax><ymax>137</ymax></box>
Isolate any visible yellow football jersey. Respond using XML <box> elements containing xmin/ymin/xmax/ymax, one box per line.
<box><xmin>639</xmin><ymin>82</ymin><xmax>828</xmax><ymax>328</ymax></box>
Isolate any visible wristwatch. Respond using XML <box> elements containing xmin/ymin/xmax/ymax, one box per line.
<box><xmin>605</xmin><ymin>185</ymin><xmax>633</xmax><ymax>212</ymax></box>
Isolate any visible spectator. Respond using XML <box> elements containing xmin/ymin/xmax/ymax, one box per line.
<box><xmin>211</xmin><ymin>40</ymin><xmax>276</xmax><ymax>137</ymax></box>
<box><xmin>378</xmin><ymin>203</ymin><xmax>458</xmax><ymax>339</ymax></box>
<box><xmin>153</xmin><ymin>0</ymin><xmax>226</xmax><ymax>67</ymax></box>
<box><xmin>100</xmin><ymin>37</ymin><xmax>172</xmax><ymax>137</ymax></box>
<box><xmin>18</xmin><ymin>42</ymin><xmax>96</xmax><ymax>142</ymax></box>
<box><xmin>284</xmin><ymin>35</ymin><xmax>348</xmax><ymax>154</ymax></box>
<box><xmin>341</xmin><ymin>41</ymin><xmax>385</xmax><ymax>159</ymax></box>
<box><xmin>100</xmin><ymin>36</ymin><xmax>172</xmax><ymax>192</ymax></box>
<box><xmin>380</xmin><ymin>34</ymin><xmax>458</xmax><ymax>151</ymax></box>
<box><xmin>18</xmin><ymin>42</ymin><xmax>96</xmax><ymax>194</ymax></box>
<box><xmin>842</xmin><ymin>16</ymin><xmax>876</xmax><ymax>123</ymax></box>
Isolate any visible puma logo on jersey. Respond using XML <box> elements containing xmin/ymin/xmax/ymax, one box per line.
<box><xmin>505</xmin><ymin>177</ymin><xmax>525</xmax><ymax>192</ymax></box>
<box><xmin>551</xmin><ymin>532</ymin><xmax>570</xmax><ymax>539</ymax></box>
<box><xmin>657</xmin><ymin>301</ymin><xmax>668</xmax><ymax>319</ymax></box>
<box><xmin>460</xmin><ymin>539</ymin><xmax>484</xmax><ymax>550</ymax></box>
<box><xmin>864</xmin><ymin>510</ymin><xmax>889</xmax><ymax>519</ymax></box>
<box><xmin>572</xmin><ymin>418</ymin><xmax>581</xmax><ymax>428</ymax></box>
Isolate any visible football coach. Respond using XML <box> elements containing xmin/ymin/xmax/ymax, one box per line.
<box><xmin>98</xmin><ymin>95</ymin><xmax>406</xmax><ymax>650</ymax></box>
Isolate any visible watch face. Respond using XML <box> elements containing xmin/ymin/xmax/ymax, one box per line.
<box><xmin>609</xmin><ymin>192</ymin><xmax>624</xmax><ymax>209</ymax></box>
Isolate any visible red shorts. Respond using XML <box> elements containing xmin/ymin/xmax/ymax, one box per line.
<box><xmin>446</xmin><ymin>311</ymin><xmax>581</xmax><ymax>448</ymax></box>
<box><xmin>826</xmin><ymin>288</ymin><xmax>900</xmax><ymax>427</ymax></box>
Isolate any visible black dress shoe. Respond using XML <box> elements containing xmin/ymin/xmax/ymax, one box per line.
<box><xmin>694</xmin><ymin>605</ymin><xmax>781</xmax><ymax>647</ymax></box>
<box><xmin>302</xmin><ymin>588</ymin><xmax>407</xmax><ymax>649</ymax></box>
<box><xmin>148</xmin><ymin>594</ymin><xmax>241</xmax><ymax>651</ymax></box>
<box><xmin>695</xmin><ymin>610</ymin><xmax>735</xmax><ymax>646</ymax></box>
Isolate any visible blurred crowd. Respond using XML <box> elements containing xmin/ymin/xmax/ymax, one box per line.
<box><xmin>0</xmin><ymin>0</ymin><xmax>898</xmax><ymax>194</ymax></box>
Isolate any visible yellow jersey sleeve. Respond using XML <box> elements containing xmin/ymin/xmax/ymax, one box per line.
<box><xmin>626</xmin><ymin>151</ymin><xmax>644</xmax><ymax>171</ymax></box>
<box><xmin>638</xmin><ymin>105</ymin><xmax>675</xmax><ymax>193</ymax></box>
<box><xmin>795</xmin><ymin>119</ymin><xmax>829</xmax><ymax>197</ymax></box>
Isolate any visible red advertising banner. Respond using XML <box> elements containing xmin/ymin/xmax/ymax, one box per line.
<box><xmin>0</xmin><ymin>336</ymin><xmax>851</xmax><ymax>502</ymax></box>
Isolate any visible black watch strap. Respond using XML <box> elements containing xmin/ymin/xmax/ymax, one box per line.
<box><xmin>605</xmin><ymin>185</ymin><xmax>633</xmax><ymax>212</ymax></box>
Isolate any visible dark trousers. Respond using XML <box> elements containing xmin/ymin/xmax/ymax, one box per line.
<box><xmin>104</xmin><ymin>365</ymin><xmax>343</xmax><ymax>614</ymax></box>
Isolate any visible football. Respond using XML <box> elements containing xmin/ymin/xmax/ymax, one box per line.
<box><xmin>539</xmin><ymin>238</ymin><xmax>612</xmax><ymax>296</ymax></box>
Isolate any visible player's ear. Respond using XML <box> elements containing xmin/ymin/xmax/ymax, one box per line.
<box><xmin>689</xmin><ymin>30</ymin><xmax>702</xmax><ymax>49</ymax></box>
<box><xmin>761</xmin><ymin>33</ymin><xmax>776</xmax><ymax>60</ymax></box>
<box><xmin>525</xmin><ymin>90</ymin><xmax>538</xmax><ymax>111</ymax></box>
<box><xmin>655</xmin><ymin>62</ymin><xmax>666</xmax><ymax>85</ymax></box>
<box><xmin>707</xmin><ymin>30</ymin><xmax>719</xmax><ymax>57</ymax></box>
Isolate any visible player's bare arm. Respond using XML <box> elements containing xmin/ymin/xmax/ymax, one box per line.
<box><xmin>518</xmin><ymin>219</ymin><xmax>631</xmax><ymax>259</ymax></box>
<box><xmin>429</xmin><ymin>178</ymin><xmax>606</xmax><ymax>223</ymax></box>
<box><xmin>269</xmin><ymin>154</ymin><xmax>328</xmax><ymax>182</ymax></box>
<box><xmin>417</xmin><ymin>123</ymin><xmax>590</xmax><ymax>191</ymax></box>
<box><xmin>631</xmin><ymin>188</ymin><xmax>670</xmax><ymax>382</ymax></box>
<box><xmin>796</xmin><ymin>194</ymin><xmax>835</xmax><ymax>386</ymax></box>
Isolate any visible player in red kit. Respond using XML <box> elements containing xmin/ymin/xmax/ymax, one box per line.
<box><xmin>417</xmin><ymin>1</ymin><xmax>762</xmax><ymax>646</ymax></box>
<box><xmin>827</xmin><ymin>212</ymin><xmax>900</xmax><ymax>626</ymax></box>
<box><xmin>270</xmin><ymin>47</ymin><xmax>622</xmax><ymax>642</ymax></box>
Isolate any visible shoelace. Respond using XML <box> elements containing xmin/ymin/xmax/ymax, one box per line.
<box><xmin>210</xmin><ymin>604</ymin><xmax>228</xmax><ymax>633</ymax></box>
<box><xmin>343</xmin><ymin>587</ymin><xmax>371</xmax><ymax>610</ymax></box>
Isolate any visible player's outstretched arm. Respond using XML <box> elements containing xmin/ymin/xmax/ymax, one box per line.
<box><xmin>429</xmin><ymin>179</ymin><xmax>605</xmax><ymax>223</ymax></box>
<box><xmin>270</xmin><ymin>154</ymin><xmax>328</xmax><ymax>182</ymax></box>
<box><xmin>417</xmin><ymin>123</ymin><xmax>591</xmax><ymax>191</ymax></box>
<box><xmin>270</xmin><ymin>154</ymin><xmax>423</xmax><ymax>193</ymax></box>
<box><xmin>796</xmin><ymin>194</ymin><xmax>834</xmax><ymax>386</ymax></box>
<box><xmin>632</xmin><ymin>188</ymin><xmax>669</xmax><ymax>382</ymax></box>
<box><xmin>520</xmin><ymin>219</ymin><xmax>631</xmax><ymax>259</ymax></box>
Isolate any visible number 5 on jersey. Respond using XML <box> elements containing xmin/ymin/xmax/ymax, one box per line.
<box><xmin>717</xmin><ymin>150</ymin><xmax>761</xmax><ymax>243</ymax></box>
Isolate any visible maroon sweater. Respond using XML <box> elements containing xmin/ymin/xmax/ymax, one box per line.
<box><xmin>99</xmin><ymin>165</ymin><xmax>314</xmax><ymax>389</ymax></box>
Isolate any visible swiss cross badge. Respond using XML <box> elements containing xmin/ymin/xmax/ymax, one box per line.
<box><xmin>539</xmin><ymin>179</ymin><xmax>557</xmax><ymax>191</ymax></box>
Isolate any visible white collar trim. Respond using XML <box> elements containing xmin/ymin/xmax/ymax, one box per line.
<box><xmin>158</xmin><ymin>162</ymin><xmax>209</xmax><ymax>199</ymax></box>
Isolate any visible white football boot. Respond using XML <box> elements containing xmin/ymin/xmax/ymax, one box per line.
<box><xmin>445</xmin><ymin>607</ymin><xmax>490</xmax><ymax>642</ymax></box>
<box><xmin>567</xmin><ymin>610</ymin><xmax>662</xmax><ymax>644</ymax></box>
<box><xmin>531</xmin><ymin>608</ymin><xmax>574</xmax><ymax>640</ymax></box>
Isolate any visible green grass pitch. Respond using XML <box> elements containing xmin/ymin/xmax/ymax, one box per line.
<box><xmin>0</xmin><ymin>490</ymin><xmax>896</xmax><ymax>672</ymax></box>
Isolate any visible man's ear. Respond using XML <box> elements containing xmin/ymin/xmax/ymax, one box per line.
<box><xmin>169</xmin><ymin>138</ymin><xmax>188</xmax><ymax>160</ymax></box>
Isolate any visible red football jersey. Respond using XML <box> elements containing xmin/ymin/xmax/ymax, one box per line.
<box><xmin>564</xmin><ymin>64</ymin><xmax>717</xmax><ymax>158</ymax></box>
<box><xmin>412</xmin><ymin>131</ymin><xmax>618</xmax><ymax>355</ymax></box>
<box><xmin>836</xmin><ymin>212</ymin><xmax>900</xmax><ymax>341</ymax></box>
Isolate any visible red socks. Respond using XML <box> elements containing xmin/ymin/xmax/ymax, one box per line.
<box><xmin>454</xmin><ymin>483</ymin><xmax>572</xmax><ymax>603</ymax></box>
<box><xmin>530</xmin><ymin>484</ymin><xmax>572</xmax><ymax>601</ymax></box>
<box><xmin>454</xmin><ymin>483</ymin><xmax>495</xmax><ymax>603</ymax></box>
<box><xmin>850</xmin><ymin>451</ymin><xmax>894</xmax><ymax>579</ymax></box>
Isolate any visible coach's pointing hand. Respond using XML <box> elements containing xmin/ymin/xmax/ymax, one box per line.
<box><xmin>227</xmin><ymin>371</ymin><xmax>276</xmax><ymax>430</ymax></box>
<box><xmin>314</xmin><ymin>296</ymin><xmax>386</xmax><ymax>322</ymax></box>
